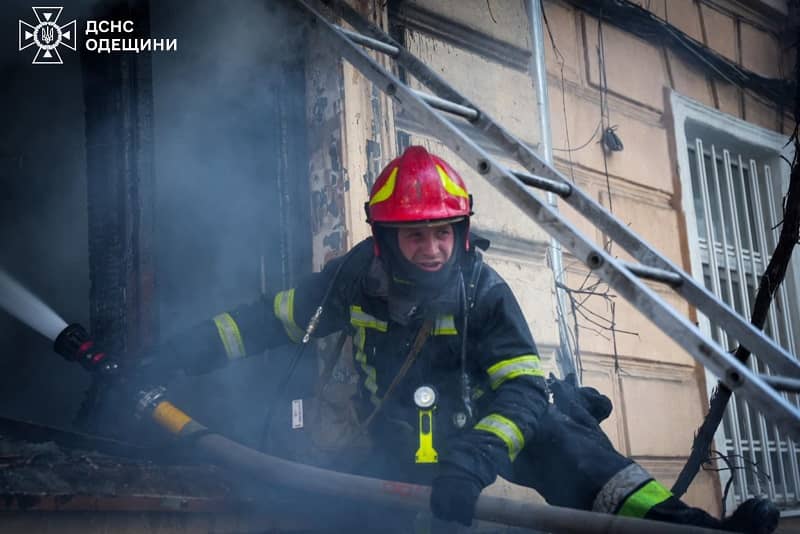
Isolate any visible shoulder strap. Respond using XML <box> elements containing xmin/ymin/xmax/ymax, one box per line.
<box><xmin>357</xmin><ymin>318</ymin><xmax>434</xmax><ymax>432</ymax></box>
<box><xmin>466</xmin><ymin>250</ymin><xmax>485</xmax><ymax>313</ymax></box>
<box><xmin>327</xmin><ymin>318</ymin><xmax>434</xmax><ymax>459</ymax></box>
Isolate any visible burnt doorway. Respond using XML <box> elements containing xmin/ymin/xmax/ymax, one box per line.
<box><xmin>0</xmin><ymin>0</ymin><xmax>312</xmax><ymax>441</ymax></box>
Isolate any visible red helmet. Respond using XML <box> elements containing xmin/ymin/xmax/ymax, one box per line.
<box><xmin>365</xmin><ymin>146</ymin><xmax>472</xmax><ymax>226</ymax></box>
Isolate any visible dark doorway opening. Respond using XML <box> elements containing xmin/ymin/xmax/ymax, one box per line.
<box><xmin>0</xmin><ymin>0</ymin><xmax>313</xmax><ymax>449</ymax></box>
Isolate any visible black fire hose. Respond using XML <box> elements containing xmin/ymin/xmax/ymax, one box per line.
<box><xmin>138</xmin><ymin>387</ymin><xmax>724</xmax><ymax>534</ymax></box>
<box><xmin>192</xmin><ymin>430</ymin><xmax>724</xmax><ymax>534</ymax></box>
<box><xmin>54</xmin><ymin>324</ymin><xmax>722</xmax><ymax>534</ymax></box>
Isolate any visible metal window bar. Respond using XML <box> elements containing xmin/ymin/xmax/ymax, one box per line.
<box><xmin>694</xmin><ymin>140</ymin><xmax>751</xmax><ymax>499</ymax></box>
<box><xmin>737</xmin><ymin>155</ymin><xmax>780</xmax><ymax>503</ymax></box>
<box><xmin>751</xmin><ymin>161</ymin><xmax>798</xmax><ymax>504</ymax></box>
<box><xmin>688</xmin><ymin>146</ymin><xmax>765</xmax><ymax>272</ymax></box>
<box><xmin>295</xmin><ymin>0</ymin><xmax>800</xmax><ymax>439</ymax></box>
<box><xmin>690</xmin><ymin>139</ymin><xmax>800</xmax><ymax>506</ymax></box>
<box><xmin>721</xmin><ymin>149</ymin><xmax>766</xmax><ymax>501</ymax></box>
<box><xmin>764</xmin><ymin>165</ymin><xmax>800</xmax><ymax>501</ymax></box>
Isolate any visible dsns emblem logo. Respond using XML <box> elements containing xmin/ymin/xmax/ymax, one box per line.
<box><xmin>19</xmin><ymin>7</ymin><xmax>76</xmax><ymax>64</ymax></box>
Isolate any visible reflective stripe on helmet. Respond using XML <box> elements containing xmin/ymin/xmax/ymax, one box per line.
<box><xmin>366</xmin><ymin>146</ymin><xmax>471</xmax><ymax>225</ymax></box>
<box><xmin>369</xmin><ymin>166</ymin><xmax>398</xmax><ymax>206</ymax></box>
<box><xmin>591</xmin><ymin>463</ymin><xmax>670</xmax><ymax>516</ymax></box>
<box><xmin>273</xmin><ymin>289</ymin><xmax>304</xmax><ymax>343</ymax></box>
<box><xmin>486</xmin><ymin>355</ymin><xmax>544</xmax><ymax>390</ymax></box>
<box><xmin>435</xmin><ymin>164</ymin><xmax>468</xmax><ymax>199</ymax></box>
<box><xmin>432</xmin><ymin>314</ymin><xmax>457</xmax><ymax>335</ymax></box>
<box><xmin>213</xmin><ymin>313</ymin><xmax>246</xmax><ymax>359</ymax></box>
<box><xmin>350</xmin><ymin>305</ymin><xmax>388</xmax><ymax>332</ymax></box>
<box><xmin>353</xmin><ymin>326</ymin><xmax>380</xmax><ymax>406</ymax></box>
<box><xmin>474</xmin><ymin>413</ymin><xmax>524</xmax><ymax>461</ymax></box>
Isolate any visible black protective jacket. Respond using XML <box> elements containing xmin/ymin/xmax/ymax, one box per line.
<box><xmin>162</xmin><ymin>237</ymin><xmax>548</xmax><ymax>487</ymax></box>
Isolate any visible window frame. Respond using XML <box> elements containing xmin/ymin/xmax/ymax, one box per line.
<box><xmin>670</xmin><ymin>90</ymin><xmax>799</xmax><ymax>512</ymax></box>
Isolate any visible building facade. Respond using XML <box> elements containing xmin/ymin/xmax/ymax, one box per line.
<box><xmin>304</xmin><ymin>0</ymin><xmax>799</xmax><ymax>521</ymax></box>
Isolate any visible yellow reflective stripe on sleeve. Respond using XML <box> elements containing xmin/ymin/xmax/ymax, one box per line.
<box><xmin>213</xmin><ymin>313</ymin><xmax>246</xmax><ymax>359</ymax></box>
<box><xmin>435</xmin><ymin>164</ymin><xmax>468</xmax><ymax>199</ymax></box>
<box><xmin>369</xmin><ymin>167</ymin><xmax>398</xmax><ymax>206</ymax></box>
<box><xmin>432</xmin><ymin>314</ymin><xmax>457</xmax><ymax>335</ymax></box>
<box><xmin>474</xmin><ymin>413</ymin><xmax>524</xmax><ymax>461</ymax></box>
<box><xmin>273</xmin><ymin>289</ymin><xmax>304</xmax><ymax>343</ymax></box>
<box><xmin>617</xmin><ymin>480</ymin><xmax>673</xmax><ymax>518</ymax></box>
<box><xmin>350</xmin><ymin>305</ymin><xmax>388</xmax><ymax>332</ymax></box>
<box><xmin>353</xmin><ymin>326</ymin><xmax>380</xmax><ymax>406</ymax></box>
<box><xmin>486</xmin><ymin>355</ymin><xmax>544</xmax><ymax>389</ymax></box>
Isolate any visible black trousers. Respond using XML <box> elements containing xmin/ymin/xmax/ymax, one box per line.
<box><xmin>509</xmin><ymin>405</ymin><xmax>726</xmax><ymax>529</ymax></box>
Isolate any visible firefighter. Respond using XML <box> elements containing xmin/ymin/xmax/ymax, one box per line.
<box><xmin>138</xmin><ymin>145</ymin><xmax>547</xmax><ymax>520</ymax></box>
<box><xmin>136</xmin><ymin>146</ymin><xmax>776</xmax><ymax>532</ymax></box>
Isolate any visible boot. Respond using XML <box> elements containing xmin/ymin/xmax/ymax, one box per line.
<box><xmin>721</xmin><ymin>497</ymin><xmax>780</xmax><ymax>534</ymax></box>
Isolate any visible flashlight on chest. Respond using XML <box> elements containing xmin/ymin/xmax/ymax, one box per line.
<box><xmin>413</xmin><ymin>385</ymin><xmax>438</xmax><ymax>464</ymax></box>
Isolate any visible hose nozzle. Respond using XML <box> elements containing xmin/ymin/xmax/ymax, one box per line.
<box><xmin>53</xmin><ymin>323</ymin><xmax>117</xmax><ymax>373</ymax></box>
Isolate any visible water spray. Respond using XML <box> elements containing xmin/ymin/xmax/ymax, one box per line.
<box><xmin>0</xmin><ymin>268</ymin><xmax>115</xmax><ymax>375</ymax></box>
<box><xmin>0</xmin><ymin>268</ymin><xmax>67</xmax><ymax>341</ymax></box>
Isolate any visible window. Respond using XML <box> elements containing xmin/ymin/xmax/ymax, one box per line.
<box><xmin>672</xmin><ymin>92</ymin><xmax>800</xmax><ymax>509</ymax></box>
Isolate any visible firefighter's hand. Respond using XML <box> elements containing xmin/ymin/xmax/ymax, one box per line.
<box><xmin>430</xmin><ymin>463</ymin><xmax>483</xmax><ymax>526</ymax></box>
<box><xmin>547</xmin><ymin>372</ymin><xmax>612</xmax><ymax>427</ymax></box>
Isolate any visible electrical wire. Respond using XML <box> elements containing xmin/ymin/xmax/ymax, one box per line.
<box><xmin>701</xmin><ymin>449</ymin><xmax>771</xmax><ymax>517</ymax></box>
<box><xmin>552</xmin><ymin>120</ymin><xmax>602</xmax><ymax>153</ymax></box>
<box><xmin>561</xmin><ymin>0</ymin><xmax>794</xmax><ymax>108</ymax></box>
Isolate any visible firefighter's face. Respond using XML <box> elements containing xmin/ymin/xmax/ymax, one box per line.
<box><xmin>396</xmin><ymin>225</ymin><xmax>454</xmax><ymax>272</ymax></box>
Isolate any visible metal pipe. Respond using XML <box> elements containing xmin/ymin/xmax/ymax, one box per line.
<box><xmin>621</xmin><ymin>261</ymin><xmax>683</xmax><ymax>286</ymax></box>
<box><xmin>511</xmin><ymin>170</ymin><xmax>572</xmax><ymax>197</ymax></box>
<box><xmin>412</xmin><ymin>89</ymin><xmax>479</xmax><ymax>121</ymax></box>
<box><xmin>339</xmin><ymin>26</ymin><xmax>400</xmax><ymax>57</ymax></box>
<box><xmin>528</xmin><ymin>0</ymin><xmax>576</xmax><ymax>378</ymax></box>
<box><xmin>763</xmin><ymin>375</ymin><xmax>800</xmax><ymax>394</ymax></box>
<box><xmin>530</xmin><ymin>0</ymin><xmax>552</xmax><ymax>161</ymax></box>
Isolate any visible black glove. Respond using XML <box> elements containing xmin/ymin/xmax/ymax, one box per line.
<box><xmin>547</xmin><ymin>372</ymin><xmax>612</xmax><ymax>427</ymax></box>
<box><xmin>430</xmin><ymin>462</ymin><xmax>484</xmax><ymax>526</ymax></box>
<box><xmin>721</xmin><ymin>497</ymin><xmax>780</xmax><ymax>534</ymax></box>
